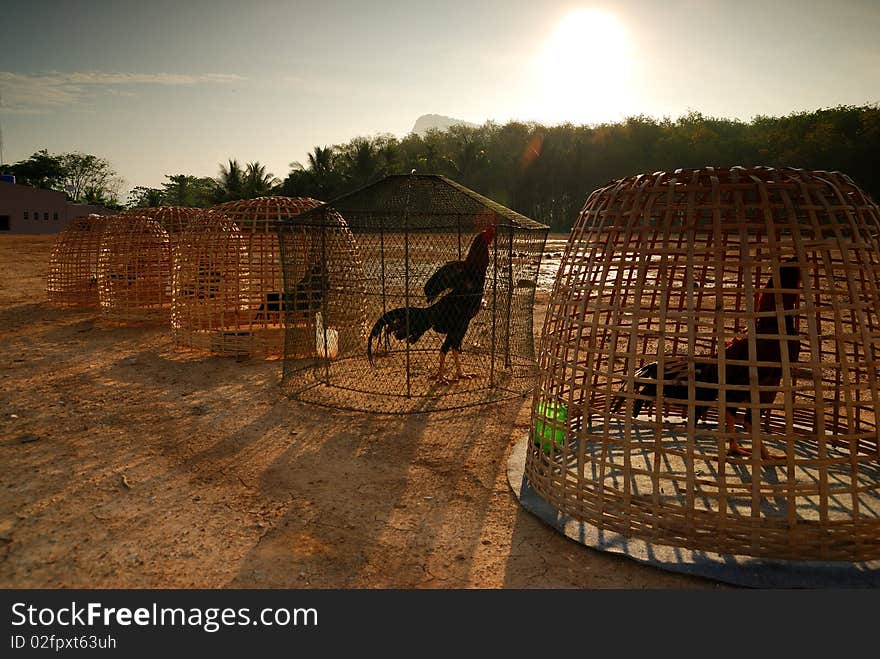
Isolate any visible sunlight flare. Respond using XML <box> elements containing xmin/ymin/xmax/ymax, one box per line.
<box><xmin>531</xmin><ymin>8</ymin><xmax>635</xmax><ymax>125</ymax></box>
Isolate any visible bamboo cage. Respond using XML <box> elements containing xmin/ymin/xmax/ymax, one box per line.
<box><xmin>182</xmin><ymin>196</ymin><xmax>324</xmax><ymax>357</ymax></box>
<box><xmin>119</xmin><ymin>206</ymin><xmax>203</xmax><ymax>234</ymax></box>
<box><xmin>171</xmin><ymin>209</ymin><xmax>251</xmax><ymax>354</ymax></box>
<box><xmin>525</xmin><ymin>166</ymin><xmax>880</xmax><ymax>562</ymax></box>
<box><xmin>46</xmin><ymin>214</ymin><xmax>109</xmax><ymax>306</ymax></box>
<box><xmin>279</xmin><ymin>174</ymin><xmax>549</xmax><ymax>413</ymax></box>
<box><xmin>98</xmin><ymin>214</ymin><xmax>172</xmax><ymax>323</ymax></box>
<box><xmin>277</xmin><ymin>207</ymin><xmax>365</xmax><ymax>372</ymax></box>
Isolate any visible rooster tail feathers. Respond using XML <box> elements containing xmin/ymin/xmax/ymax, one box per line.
<box><xmin>611</xmin><ymin>359</ymin><xmax>718</xmax><ymax>417</ymax></box>
<box><xmin>367</xmin><ymin>306</ymin><xmax>432</xmax><ymax>367</ymax></box>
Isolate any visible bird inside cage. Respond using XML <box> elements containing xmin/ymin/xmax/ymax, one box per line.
<box><xmin>367</xmin><ymin>225</ymin><xmax>496</xmax><ymax>383</ymax></box>
<box><xmin>255</xmin><ymin>260</ymin><xmax>328</xmax><ymax>322</ymax></box>
<box><xmin>612</xmin><ymin>259</ymin><xmax>802</xmax><ymax>459</ymax></box>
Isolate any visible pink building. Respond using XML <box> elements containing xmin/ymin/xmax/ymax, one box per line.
<box><xmin>0</xmin><ymin>179</ymin><xmax>113</xmax><ymax>233</ymax></box>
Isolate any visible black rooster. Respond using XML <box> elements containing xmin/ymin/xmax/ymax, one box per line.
<box><xmin>255</xmin><ymin>261</ymin><xmax>328</xmax><ymax>322</ymax></box>
<box><xmin>367</xmin><ymin>225</ymin><xmax>497</xmax><ymax>383</ymax></box>
<box><xmin>612</xmin><ymin>260</ymin><xmax>802</xmax><ymax>459</ymax></box>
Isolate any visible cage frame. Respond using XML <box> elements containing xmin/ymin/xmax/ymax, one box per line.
<box><xmin>97</xmin><ymin>214</ymin><xmax>173</xmax><ymax>323</ymax></box>
<box><xmin>171</xmin><ymin>209</ymin><xmax>252</xmax><ymax>354</ymax></box>
<box><xmin>173</xmin><ymin>196</ymin><xmax>326</xmax><ymax>357</ymax></box>
<box><xmin>278</xmin><ymin>173</ymin><xmax>549</xmax><ymax>414</ymax></box>
<box><xmin>524</xmin><ymin>166</ymin><xmax>880</xmax><ymax>563</ymax></box>
<box><xmin>118</xmin><ymin>206</ymin><xmax>204</xmax><ymax>234</ymax></box>
<box><xmin>46</xmin><ymin>214</ymin><xmax>109</xmax><ymax>307</ymax></box>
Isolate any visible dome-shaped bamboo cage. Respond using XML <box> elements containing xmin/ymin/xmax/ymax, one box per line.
<box><xmin>119</xmin><ymin>206</ymin><xmax>203</xmax><ymax>234</ymax></box>
<box><xmin>192</xmin><ymin>196</ymin><xmax>324</xmax><ymax>356</ymax></box>
<box><xmin>98</xmin><ymin>215</ymin><xmax>172</xmax><ymax>323</ymax></box>
<box><xmin>277</xmin><ymin>207</ymin><xmax>365</xmax><ymax>376</ymax></box>
<box><xmin>171</xmin><ymin>209</ymin><xmax>255</xmax><ymax>354</ymax></box>
<box><xmin>46</xmin><ymin>214</ymin><xmax>108</xmax><ymax>306</ymax></box>
<box><xmin>522</xmin><ymin>166</ymin><xmax>880</xmax><ymax>565</ymax></box>
<box><xmin>279</xmin><ymin>174</ymin><xmax>549</xmax><ymax>413</ymax></box>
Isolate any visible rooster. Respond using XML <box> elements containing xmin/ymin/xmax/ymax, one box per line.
<box><xmin>255</xmin><ymin>261</ymin><xmax>328</xmax><ymax>322</ymax></box>
<box><xmin>367</xmin><ymin>225</ymin><xmax>496</xmax><ymax>383</ymax></box>
<box><xmin>612</xmin><ymin>260</ymin><xmax>802</xmax><ymax>459</ymax></box>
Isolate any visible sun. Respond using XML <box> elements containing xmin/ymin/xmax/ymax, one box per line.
<box><xmin>530</xmin><ymin>8</ymin><xmax>635</xmax><ymax>125</ymax></box>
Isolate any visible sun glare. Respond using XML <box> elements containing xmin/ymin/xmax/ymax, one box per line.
<box><xmin>530</xmin><ymin>8</ymin><xmax>635</xmax><ymax>125</ymax></box>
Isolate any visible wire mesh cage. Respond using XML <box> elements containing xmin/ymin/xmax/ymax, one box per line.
<box><xmin>526</xmin><ymin>166</ymin><xmax>880</xmax><ymax>562</ymax></box>
<box><xmin>119</xmin><ymin>206</ymin><xmax>203</xmax><ymax>234</ymax></box>
<box><xmin>190</xmin><ymin>196</ymin><xmax>324</xmax><ymax>357</ymax></box>
<box><xmin>98</xmin><ymin>214</ymin><xmax>173</xmax><ymax>323</ymax></box>
<box><xmin>279</xmin><ymin>174</ymin><xmax>549</xmax><ymax>413</ymax></box>
<box><xmin>46</xmin><ymin>214</ymin><xmax>108</xmax><ymax>306</ymax></box>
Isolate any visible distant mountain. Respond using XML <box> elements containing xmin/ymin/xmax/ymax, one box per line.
<box><xmin>411</xmin><ymin>114</ymin><xmax>478</xmax><ymax>136</ymax></box>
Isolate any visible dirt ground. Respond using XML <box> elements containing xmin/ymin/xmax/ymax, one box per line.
<box><xmin>0</xmin><ymin>234</ymin><xmax>721</xmax><ymax>589</ymax></box>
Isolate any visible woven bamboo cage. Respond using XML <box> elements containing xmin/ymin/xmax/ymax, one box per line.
<box><xmin>525</xmin><ymin>166</ymin><xmax>880</xmax><ymax>562</ymax></box>
<box><xmin>279</xmin><ymin>174</ymin><xmax>549</xmax><ymax>413</ymax></box>
<box><xmin>119</xmin><ymin>206</ymin><xmax>203</xmax><ymax>234</ymax></box>
<box><xmin>171</xmin><ymin>209</ymin><xmax>252</xmax><ymax>354</ymax></box>
<box><xmin>277</xmin><ymin>207</ymin><xmax>365</xmax><ymax>372</ymax></box>
<box><xmin>46</xmin><ymin>214</ymin><xmax>108</xmax><ymax>306</ymax></box>
<box><xmin>98</xmin><ymin>215</ymin><xmax>172</xmax><ymax>323</ymax></box>
<box><xmin>187</xmin><ymin>196</ymin><xmax>324</xmax><ymax>357</ymax></box>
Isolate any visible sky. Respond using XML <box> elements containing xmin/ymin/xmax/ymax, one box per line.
<box><xmin>1</xmin><ymin>0</ymin><xmax>878</xmax><ymax>198</ymax></box>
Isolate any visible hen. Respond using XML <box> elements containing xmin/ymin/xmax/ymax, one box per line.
<box><xmin>612</xmin><ymin>260</ymin><xmax>802</xmax><ymax>459</ymax></box>
<box><xmin>367</xmin><ymin>225</ymin><xmax>496</xmax><ymax>383</ymax></box>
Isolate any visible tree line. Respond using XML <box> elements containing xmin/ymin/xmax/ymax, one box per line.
<box><xmin>0</xmin><ymin>150</ymin><xmax>125</xmax><ymax>208</ymax></box>
<box><xmin>4</xmin><ymin>105</ymin><xmax>878</xmax><ymax>231</ymax></box>
<box><xmin>0</xmin><ymin>152</ymin><xmax>279</xmax><ymax>210</ymax></box>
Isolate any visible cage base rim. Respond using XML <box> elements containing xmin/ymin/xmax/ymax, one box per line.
<box><xmin>506</xmin><ymin>433</ymin><xmax>880</xmax><ymax>588</ymax></box>
<box><xmin>280</xmin><ymin>380</ymin><xmax>531</xmax><ymax>415</ymax></box>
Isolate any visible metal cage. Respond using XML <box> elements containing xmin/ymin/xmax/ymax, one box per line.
<box><xmin>279</xmin><ymin>174</ymin><xmax>549</xmax><ymax>413</ymax></box>
<box><xmin>525</xmin><ymin>166</ymin><xmax>880</xmax><ymax>562</ymax></box>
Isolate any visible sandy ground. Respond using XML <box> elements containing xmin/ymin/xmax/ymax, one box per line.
<box><xmin>0</xmin><ymin>234</ymin><xmax>721</xmax><ymax>589</ymax></box>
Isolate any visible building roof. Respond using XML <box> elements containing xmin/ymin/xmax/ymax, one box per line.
<box><xmin>0</xmin><ymin>180</ymin><xmax>67</xmax><ymax>202</ymax></box>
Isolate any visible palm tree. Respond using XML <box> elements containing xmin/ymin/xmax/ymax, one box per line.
<box><xmin>305</xmin><ymin>146</ymin><xmax>342</xmax><ymax>199</ymax></box>
<box><xmin>243</xmin><ymin>161</ymin><xmax>279</xmax><ymax>199</ymax></box>
<box><xmin>345</xmin><ymin>138</ymin><xmax>381</xmax><ymax>187</ymax></box>
<box><xmin>307</xmin><ymin>147</ymin><xmax>334</xmax><ymax>178</ymax></box>
<box><xmin>215</xmin><ymin>159</ymin><xmax>245</xmax><ymax>202</ymax></box>
<box><xmin>278</xmin><ymin>161</ymin><xmax>312</xmax><ymax>198</ymax></box>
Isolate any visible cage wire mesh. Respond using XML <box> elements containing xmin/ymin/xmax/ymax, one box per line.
<box><xmin>279</xmin><ymin>174</ymin><xmax>549</xmax><ymax>413</ymax></box>
<box><xmin>526</xmin><ymin>166</ymin><xmax>880</xmax><ymax>562</ymax></box>
<box><xmin>97</xmin><ymin>214</ymin><xmax>173</xmax><ymax>323</ymax></box>
<box><xmin>47</xmin><ymin>214</ymin><xmax>108</xmax><ymax>306</ymax></box>
<box><xmin>193</xmin><ymin>196</ymin><xmax>324</xmax><ymax>357</ymax></box>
